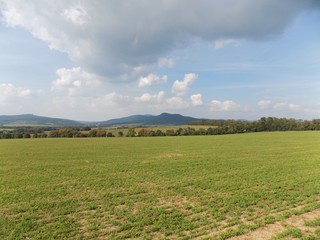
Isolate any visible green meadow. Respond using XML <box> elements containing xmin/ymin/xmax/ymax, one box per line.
<box><xmin>1</xmin><ymin>132</ymin><xmax>320</xmax><ymax>239</ymax></box>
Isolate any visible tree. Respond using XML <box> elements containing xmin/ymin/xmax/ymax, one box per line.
<box><xmin>155</xmin><ymin>129</ymin><xmax>165</xmax><ymax>136</ymax></box>
<box><xmin>106</xmin><ymin>132</ymin><xmax>114</xmax><ymax>137</ymax></box>
<box><xmin>137</xmin><ymin>128</ymin><xmax>149</xmax><ymax>137</ymax></box>
<box><xmin>126</xmin><ymin>127</ymin><xmax>136</xmax><ymax>137</ymax></box>
<box><xmin>24</xmin><ymin>133</ymin><xmax>31</xmax><ymax>138</ymax></box>
<box><xmin>166</xmin><ymin>129</ymin><xmax>175</xmax><ymax>136</ymax></box>
<box><xmin>88</xmin><ymin>129</ymin><xmax>98</xmax><ymax>137</ymax></box>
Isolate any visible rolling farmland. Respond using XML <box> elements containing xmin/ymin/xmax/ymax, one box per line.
<box><xmin>1</xmin><ymin>132</ymin><xmax>320</xmax><ymax>239</ymax></box>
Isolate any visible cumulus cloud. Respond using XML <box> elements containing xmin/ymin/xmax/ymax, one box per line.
<box><xmin>210</xmin><ymin>100</ymin><xmax>239</xmax><ymax>111</ymax></box>
<box><xmin>1</xmin><ymin>0</ymin><xmax>318</xmax><ymax>78</ymax></box>
<box><xmin>258</xmin><ymin>100</ymin><xmax>301</xmax><ymax>112</ymax></box>
<box><xmin>165</xmin><ymin>97</ymin><xmax>189</xmax><ymax>109</ymax></box>
<box><xmin>94</xmin><ymin>92</ymin><xmax>130</xmax><ymax>107</ymax></box>
<box><xmin>119</xmin><ymin>65</ymin><xmax>146</xmax><ymax>82</ymax></box>
<box><xmin>134</xmin><ymin>91</ymin><xmax>165</xmax><ymax>103</ymax></box>
<box><xmin>138</xmin><ymin>73</ymin><xmax>168</xmax><ymax>88</ymax></box>
<box><xmin>172</xmin><ymin>73</ymin><xmax>197</xmax><ymax>96</ymax></box>
<box><xmin>273</xmin><ymin>102</ymin><xmax>301</xmax><ymax>111</ymax></box>
<box><xmin>62</xmin><ymin>6</ymin><xmax>87</xmax><ymax>26</ymax></box>
<box><xmin>190</xmin><ymin>94</ymin><xmax>203</xmax><ymax>107</ymax></box>
<box><xmin>258</xmin><ymin>100</ymin><xmax>272</xmax><ymax>109</ymax></box>
<box><xmin>51</xmin><ymin>67</ymin><xmax>102</xmax><ymax>96</ymax></box>
<box><xmin>0</xmin><ymin>83</ymin><xmax>31</xmax><ymax>104</ymax></box>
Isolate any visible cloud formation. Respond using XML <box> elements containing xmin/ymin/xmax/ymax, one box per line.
<box><xmin>134</xmin><ymin>91</ymin><xmax>165</xmax><ymax>103</ymax></box>
<box><xmin>191</xmin><ymin>94</ymin><xmax>203</xmax><ymax>107</ymax></box>
<box><xmin>165</xmin><ymin>97</ymin><xmax>189</xmax><ymax>109</ymax></box>
<box><xmin>51</xmin><ymin>67</ymin><xmax>102</xmax><ymax>97</ymax></box>
<box><xmin>138</xmin><ymin>73</ymin><xmax>168</xmax><ymax>88</ymax></box>
<box><xmin>172</xmin><ymin>73</ymin><xmax>197</xmax><ymax>96</ymax></box>
<box><xmin>210</xmin><ymin>100</ymin><xmax>239</xmax><ymax>111</ymax></box>
<box><xmin>258</xmin><ymin>100</ymin><xmax>301</xmax><ymax>112</ymax></box>
<box><xmin>0</xmin><ymin>83</ymin><xmax>31</xmax><ymax>104</ymax></box>
<box><xmin>258</xmin><ymin>100</ymin><xmax>272</xmax><ymax>109</ymax></box>
<box><xmin>273</xmin><ymin>102</ymin><xmax>301</xmax><ymax>111</ymax></box>
<box><xmin>1</xmin><ymin>0</ymin><xmax>318</xmax><ymax>78</ymax></box>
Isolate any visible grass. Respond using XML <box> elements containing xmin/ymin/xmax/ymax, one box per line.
<box><xmin>1</xmin><ymin>132</ymin><xmax>320</xmax><ymax>239</ymax></box>
<box><xmin>275</xmin><ymin>227</ymin><xmax>303</xmax><ymax>239</ymax></box>
<box><xmin>305</xmin><ymin>217</ymin><xmax>320</xmax><ymax>227</ymax></box>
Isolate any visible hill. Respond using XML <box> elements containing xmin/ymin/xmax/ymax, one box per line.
<box><xmin>95</xmin><ymin>113</ymin><xmax>203</xmax><ymax>126</ymax></box>
<box><xmin>0</xmin><ymin>114</ymin><xmax>83</xmax><ymax>127</ymax></box>
<box><xmin>0</xmin><ymin>113</ymin><xmax>205</xmax><ymax>127</ymax></box>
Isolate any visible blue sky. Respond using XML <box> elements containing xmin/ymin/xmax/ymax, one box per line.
<box><xmin>0</xmin><ymin>1</ymin><xmax>319</xmax><ymax>121</ymax></box>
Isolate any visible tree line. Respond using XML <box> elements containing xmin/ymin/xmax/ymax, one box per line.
<box><xmin>0</xmin><ymin>127</ymin><xmax>116</xmax><ymax>139</ymax></box>
<box><xmin>190</xmin><ymin>117</ymin><xmax>320</xmax><ymax>132</ymax></box>
<box><xmin>1</xmin><ymin>117</ymin><xmax>320</xmax><ymax>139</ymax></box>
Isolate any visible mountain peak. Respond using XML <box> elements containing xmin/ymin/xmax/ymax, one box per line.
<box><xmin>98</xmin><ymin>112</ymin><xmax>202</xmax><ymax>126</ymax></box>
<box><xmin>158</xmin><ymin>112</ymin><xmax>183</xmax><ymax>117</ymax></box>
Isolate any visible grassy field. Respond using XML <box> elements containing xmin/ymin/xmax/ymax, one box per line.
<box><xmin>1</xmin><ymin>132</ymin><xmax>320</xmax><ymax>239</ymax></box>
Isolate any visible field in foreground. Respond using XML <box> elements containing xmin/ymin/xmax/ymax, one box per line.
<box><xmin>1</xmin><ymin>132</ymin><xmax>320</xmax><ymax>239</ymax></box>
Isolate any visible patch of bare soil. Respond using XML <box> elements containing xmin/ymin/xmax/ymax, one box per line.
<box><xmin>230</xmin><ymin>208</ymin><xmax>320</xmax><ymax>240</ymax></box>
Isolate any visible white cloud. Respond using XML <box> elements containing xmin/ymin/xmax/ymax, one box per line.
<box><xmin>213</xmin><ymin>39</ymin><xmax>240</xmax><ymax>49</ymax></box>
<box><xmin>0</xmin><ymin>83</ymin><xmax>31</xmax><ymax>104</ymax></box>
<box><xmin>62</xmin><ymin>6</ymin><xmax>87</xmax><ymax>26</ymax></box>
<box><xmin>158</xmin><ymin>57</ymin><xmax>174</xmax><ymax>68</ymax></box>
<box><xmin>258</xmin><ymin>100</ymin><xmax>272</xmax><ymax>109</ymax></box>
<box><xmin>95</xmin><ymin>92</ymin><xmax>130</xmax><ymax>107</ymax></box>
<box><xmin>165</xmin><ymin>97</ymin><xmax>189</xmax><ymax>109</ymax></box>
<box><xmin>54</xmin><ymin>92</ymin><xmax>130</xmax><ymax>114</ymax></box>
<box><xmin>51</xmin><ymin>67</ymin><xmax>102</xmax><ymax>96</ymax></box>
<box><xmin>190</xmin><ymin>94</ymin><xmax>203</xmax><ymax>106</ymax></box>
<box><xmin>1</xmin><ymin>1</ymin><xmax>317</xmax><ymax>78</ymax></box>
<box><xmin>134</xmin><ymin>91</ymin><xmax>165</xmax><ymax>103</ymax></box>
<box><xmin>138</xmin><ymin>73</ymin><xmax>168</xmax><ymax>88</ymax></box>
<box><xmin>18</xmin><ymin>89</ymin><xmax>31</xmax><ymax>97</ymax></box>
<box><xmin>273</xmin><ymin>102</ymin><xmax>301</xmax><ymax>111</ymax></box>
<box><xmin>258</xmin><ymin>100</ymin><xmax>301</xmax><ymax>112</ymax></box>
<box><xmin>172</xmin><ymin>73</ymin><xmax>197</xmax><ymax>96</ymax></box>
<box><xmin>288</xmin><ymin>103</ymin><xmax>301</xmax><ymax>111</ymax></box>
<box><xmin>210</xmin><ymin>100</ymin><xmax>239</xmax><ymax>111</ymax></box>
<box><xmin>120</xmin><ymin>65</ymin><xmax>146</xmax><ymax>80</ymax></box>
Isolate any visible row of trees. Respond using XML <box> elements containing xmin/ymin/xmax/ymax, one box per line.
<box><xmin>135</xmin><ymin>117</ymin><xmax>320</xmax><ymax>137</ymax></box>
<box><xmin>0</xmin><ymin>132</ymin><xmax>32</xmax><ymax>139</ymax></box>
<box><xmin>191</xmin><ymin>117</ymin><xmax>320</xmax><ymax>132</ymax></box>
<box><xmin>1</xmin><ymin>117</ymin><xmax>320</xmax><ymax>139</ymax></box>
<box><xmin>48</xmin><ymin>128</ymin><xmax>116</xmax><ymax>138</ymax></box>
<box><xmin>0</xmin><ymin>128</ymin><xmax>116</xmax><ymax>139</ymax></box>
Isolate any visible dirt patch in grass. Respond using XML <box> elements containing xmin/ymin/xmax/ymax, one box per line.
<box><xmin>155</xmin><ymin>152</ymin><xmax>184</xmax><ymax>160</ymax></box>
<box><xmin>230</xmin><ymin>207</ymin><xmax>320</xmax><ymax>240</ymax></box>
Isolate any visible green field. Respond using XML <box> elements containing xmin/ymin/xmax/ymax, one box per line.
<box><xmin>1</xmin><ymin>132</ymin><xmax>320</xmax><ymax>239</ymax></box>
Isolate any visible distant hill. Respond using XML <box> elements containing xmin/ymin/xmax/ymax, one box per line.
<box><xmin>0</xmin><ymin>114</ymin><xmax>83</xmax><ymax>127</ymax></box>
<box><xmin>0</xmin><ymin>113</ymin><xmax>205</xmax><ymax>127</ymax></box>
<box><xmin>96</xmin><ymin>113</ymin><xmax>204</xmax><ymax>126</ymax></box>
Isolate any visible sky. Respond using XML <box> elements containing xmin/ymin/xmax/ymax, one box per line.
<box><xmin>0</xmin><ymin>0</ymin><xmax>319</xmax><ymax>121</ymax></box>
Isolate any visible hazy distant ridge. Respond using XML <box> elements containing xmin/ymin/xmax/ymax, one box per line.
<box><xmin>0</xmin><ymin>114</ymin><xmax>83</xmax><ymax>127</ymax></box>
<box><xmin>0</xmin><ymin>113</ymin><xmax>204</xmax><ymax>127</ymax></box>
<box><xmin>96</xmin><ymin>113</ymin><xmax>202</xmax><ymax>126</ymax></box>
